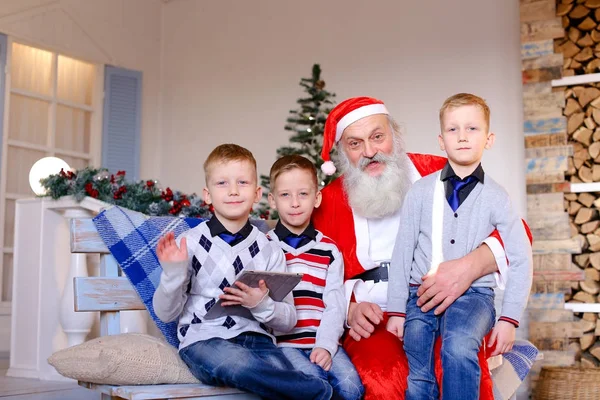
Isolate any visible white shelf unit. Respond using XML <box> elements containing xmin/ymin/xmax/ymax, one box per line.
<box><xmin>546</xmin><ymin>73</ymin><xmax>600</xmax><ymax>322</ymax></box>
<box><xmin>552</xmin><ymin>73</ymin><xmax>600</xmax><ymax>87</ymax></box>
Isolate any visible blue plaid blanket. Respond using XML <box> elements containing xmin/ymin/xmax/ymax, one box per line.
<box><xmin>93</xmin><ymin>207</ymin><xmax>203</xmax><ymax>347</ymax></box>
<box><xmin>491</xmin><ymin>340</ymin><xmax>539</xmax><ymax>400</ymax></box>
<box><xmin>93</xmin><ymin>206</ymin><xmax>538</xmax><ymax>398</ymax></box>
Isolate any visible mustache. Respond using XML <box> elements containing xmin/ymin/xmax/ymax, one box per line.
<box><xmin>358</xmin><ymin>152</ymin><xmax>393</xmax><ymax>170</ymax></box>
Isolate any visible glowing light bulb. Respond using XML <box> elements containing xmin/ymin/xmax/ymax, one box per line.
<box><xmin>29</xmin><ymin>157</ymin><xmax>71</xmax><ymax>195</ymax></box>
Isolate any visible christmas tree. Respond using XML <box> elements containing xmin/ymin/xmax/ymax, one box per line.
<box><xmin>256</xmin><ymin>64</ymin><xmax>337</xmax><ymax>219</ymax></box>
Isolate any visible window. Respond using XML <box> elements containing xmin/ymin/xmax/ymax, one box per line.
<box><xmin>0</xmin><ymin>40</ymin><xmax>102</xmax><ymax>303</ymax></box>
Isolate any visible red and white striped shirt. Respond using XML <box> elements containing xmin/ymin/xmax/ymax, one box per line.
<box><xmin>269</xmin><ymin>223</ymin><xmax>346</xmax><ymax>357</ymax></box>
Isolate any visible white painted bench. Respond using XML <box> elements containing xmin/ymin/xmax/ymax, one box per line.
<box><xmin>70</xmin><ymin>218</ymin><xmax>259</xmax><ymax>400</ymax></box>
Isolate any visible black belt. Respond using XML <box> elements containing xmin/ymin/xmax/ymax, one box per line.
<box><xmin>356</xmin><ymin>262</ymin><xmax>389</xmax><ymax>283</ymax></box>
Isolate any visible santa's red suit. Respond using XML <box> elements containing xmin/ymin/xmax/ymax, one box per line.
<box><xmin>313</xmin><ymin>152</ymin><xmax>505</xmax><ymax>400</ymax></box>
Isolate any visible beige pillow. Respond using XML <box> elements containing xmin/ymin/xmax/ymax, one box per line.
<box><xmin>48</xmin><ymin>333</ymin><xmax>199</xmax><ymax>385</ymax></box>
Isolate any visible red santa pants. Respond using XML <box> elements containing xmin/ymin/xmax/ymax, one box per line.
<box><xmin>342</xmin><ymin>314</ymin><xmax>494</xmax><ymax>400</ymax></box>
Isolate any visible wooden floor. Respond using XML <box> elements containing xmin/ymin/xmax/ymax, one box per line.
<box><xmin>0</xmin><ymin>354</ymin><xmax>97</xmax><ymax>399</ymax></box>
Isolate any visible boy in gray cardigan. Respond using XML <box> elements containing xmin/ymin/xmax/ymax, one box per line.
<box><xmin>153</xmin><ymin>144</ymin><xmax>332</xmax><ymax>400</ymax></box>
<box><xmin>386</xmin><ymin>93</ymin><xmax>533</xmax><ymax>400</ymax></box>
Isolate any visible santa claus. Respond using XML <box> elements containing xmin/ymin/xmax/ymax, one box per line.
<box><xmin>312</xmin><ymin>97</ymin><xmax>528</xmax><ymax>399</ymax></box>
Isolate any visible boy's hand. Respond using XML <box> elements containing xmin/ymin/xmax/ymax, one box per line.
<box><xmin>220</xmin><ymin>279</ymin><xmax>269</xmax><ymax>308</ymax></box>
<box><xmin>310</xmin><ymin>347</ymin><xmax>332</xmax><ymax>371</ymax></box>
<box><xmin>156</xmin><ymin>232</ymin><xmax>188</xmax><ymax>271</ymax></box>
<box><xmin>386</xmin><ymin>316</ymin><xmax>405</xmax><ymax>340</ymax></box>
<box><xmin>488</xmin><ymin>320</ymin><xmax>516</xmax><ymax>356</ymax></box>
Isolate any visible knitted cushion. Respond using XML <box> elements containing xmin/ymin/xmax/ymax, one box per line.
<box><xmin>48</xmin><ymin>333</ymin><xmax>199</xmax><ymax>385</ymax></box>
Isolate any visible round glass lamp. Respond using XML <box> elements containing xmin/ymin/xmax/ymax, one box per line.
<box><xmin>29</xmin><ymin>156</ymin><xmax>71</xmax><ymax>195</ymax></box>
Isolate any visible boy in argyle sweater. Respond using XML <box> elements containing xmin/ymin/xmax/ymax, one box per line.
<box><xmin>267</xmin><ymin>155</ymin><xmax>364</xmax><ymax>400</ymax></box>
<box><xmin>386</xmin><ymin>93</ymin><xmax>533</xmax><ymax>400</ymax></box>
<box><xmin>152</xmin><ymin>144</ymin><xmax>332</xmax><ymax>400</ymax></box>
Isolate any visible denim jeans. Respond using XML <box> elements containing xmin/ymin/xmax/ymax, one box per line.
<box><xmin>281</xmin><ymin>347</ymin><xmax>364</xmax><ymax>400</ymax></box>
<box><xmin>403</xmin><ymin>286</ymin><xmax>495</xmax><ymax>400</ymax></box>
<box><xmin>179</xmin><ymin>332</ymin><xmax>333</xmax><ymax>400</ymax></box>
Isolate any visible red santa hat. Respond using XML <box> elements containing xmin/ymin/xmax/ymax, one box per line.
<box><xmin>321</xmin><ymin>96</ymin><xmax>389</xmax><ymax>175</ymax></box>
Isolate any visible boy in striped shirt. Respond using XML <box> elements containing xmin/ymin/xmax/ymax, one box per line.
<box><xmin>268</xmin><ymin>155</ymin><xmax>364</xmax><ymax>400</ymax></box>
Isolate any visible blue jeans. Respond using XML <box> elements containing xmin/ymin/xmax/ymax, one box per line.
<box><xmin>281</xmin><ymin>347</ymin><xmax>364</xmax><ymax>400</ymax></box>
<box><xmin>179</xmin><ymin>332</ymin><xmax>333</xmax><ymax>400</ymax></box>
<box><xmin>404</xmin><ymin>286</ymin><xmax>495</xmax><ymax>400</ymax></box>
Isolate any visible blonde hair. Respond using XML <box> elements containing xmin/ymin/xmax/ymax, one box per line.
<box><xmin>203</xmin><ymin>144</ymin><xmax>257</xmax><ymax>183</ymax></box>
<box><xmin>439</xmin><ymin>93</ymin><xmax>490</xmax><ymax>130</ymax></box>
<box><xmin>269</xmin><ymin>155</ymin><xmax>318</xmax><ymax>191</ymax></box>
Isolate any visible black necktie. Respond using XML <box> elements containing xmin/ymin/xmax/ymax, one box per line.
<box><xmin>448</xmin><ymin>175</ymin><xmax>477</xmax><ymax>212</ymax></box>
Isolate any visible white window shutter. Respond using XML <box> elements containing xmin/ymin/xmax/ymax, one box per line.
<box><xmin>102</xmin><ymin>66</ymin><xmax>142</xmax><ymax>180</ymax></box>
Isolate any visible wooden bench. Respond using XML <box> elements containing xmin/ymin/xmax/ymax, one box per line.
<box><xmin>70</xmin><ymin>218</ymin><xmax>259</xmax><ymax>400</ymax></box>
<box><xmin>68</xmin><ymin>216</ymin><xmax>542</xmax><ymax>400</ymax></box>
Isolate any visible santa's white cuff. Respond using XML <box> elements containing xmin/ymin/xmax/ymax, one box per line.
<box><xmin>343</xmin><ymin>279</ymin><xmax>360</xmax><ymax>328</ymax></box>
<box><xmin>483</xmin><ymin>237</ymin><xmax>507</xmax><ymax>290</ymax></box>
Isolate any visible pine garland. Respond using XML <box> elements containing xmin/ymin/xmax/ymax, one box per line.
<box><xmin>40</xmin><ymin>167</ymin><xmax>214</xmax><ymax>218</ymax></box>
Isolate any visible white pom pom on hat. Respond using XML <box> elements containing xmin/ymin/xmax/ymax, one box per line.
<box><xmin>320</xmin><ymin>161</ymin><xmax>337</xmax><ymax>176</ymax></box>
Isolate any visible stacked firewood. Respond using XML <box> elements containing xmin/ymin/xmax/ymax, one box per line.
<box><xmin>556</xmin><ymin>0</ymin><xmax>600</xmax><ymax>76</ymax></box>
<box><xmin>521</xmin><ymin>0</ymin><xmax>600</xmax><ymax>383</ymax></box>
<box><xmin>564</xmin><ymin>84</ymin><xmax>600</xmax><ymax>366</ymax></box>
<box><xmin>569</xmin><ymin>247</ymin><xmax>600</xmax><ymax>366</ymax></box>
<box><xmin>566</xmin><ymin>83</ymin><xmax>600</xmax><ymax>183</ymax></box>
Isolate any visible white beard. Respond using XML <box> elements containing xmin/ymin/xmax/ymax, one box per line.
<box><xmin>339</xmin><ymin>135</ymin><xmax>412</xmax><ymax>219</ymax></box>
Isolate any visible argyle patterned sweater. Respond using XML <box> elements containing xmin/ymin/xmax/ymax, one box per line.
<box><xmin>153</xmin><ymin>221</ymin><xmax>297</xmax><ymax>350</ymax></box>
<box><xmin>268</xmin><ymin>229</ymin><xmax>346</xmax><ymax>357</ymax></box>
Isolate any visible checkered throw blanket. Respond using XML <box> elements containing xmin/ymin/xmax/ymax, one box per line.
<box><xmin>92</xmin><ymin>206</ymin><xmax>270</xmax><ymax>347</ymax></box>
<box><xmin>492</xmin><ymin>340</ymin><xmax>539</xmax><ymax>400</ymax></box>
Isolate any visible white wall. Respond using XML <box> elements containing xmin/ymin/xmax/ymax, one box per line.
<box><xmin>0</xmin><ymin>0</ymin><xmax>164</xmax><ymax>179</ymax></box>
<box><xmin>0</xmin><ymin>0</ymin><xmax>526</xmax><ymax>209</ymax></box>
<box><xmin>0</xmin><ymin>0</ymin><xmax>526</xmax><ymax>213</ymax></box>
<box><xmin>161</xmin><ymin>0</ymin><xmax>526</xmax><ymax>215</ymax></box>
<box><xmin>0</xmin><ymin>0</ymin><xmax>163</xmax><ymax>358</ymax></box>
